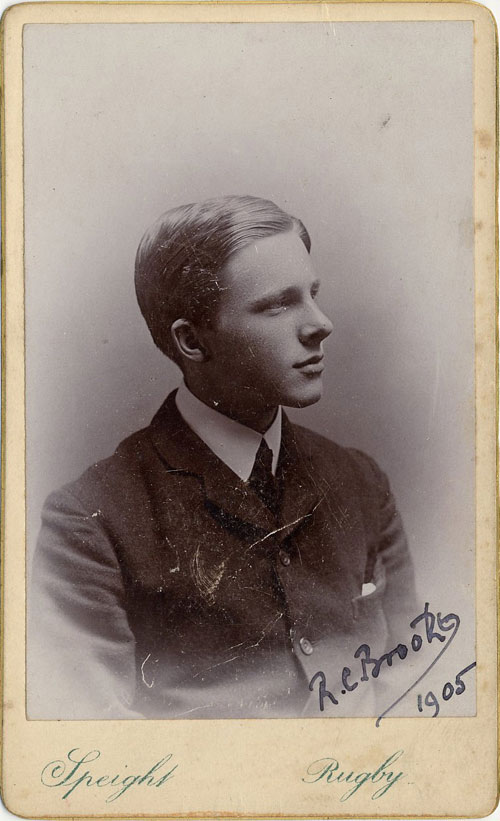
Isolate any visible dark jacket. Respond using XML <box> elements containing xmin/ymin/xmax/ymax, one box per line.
<box><xmin>28</xmin><ymin>392</ymin><xmax>417</xmax><ymax>719</ymax></box>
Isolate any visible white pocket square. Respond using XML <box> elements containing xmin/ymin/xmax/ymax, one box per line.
<box><xmin>361</xmin><ymin>582</ymin><xmax>377</xmax><ymax>596</ymax></box>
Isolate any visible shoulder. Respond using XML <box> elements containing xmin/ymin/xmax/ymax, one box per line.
<box><xmin>44</xmin><ymin>423</ymin><xmax>157</xmax><ymax>514</ymax></box>
<box><xmin>289</xmin><ymin>421</ymin><xmax>389</xmax><ymax>493</ymax></box>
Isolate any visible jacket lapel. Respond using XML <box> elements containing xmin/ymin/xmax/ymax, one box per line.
<box><xmin>149</xmin><ymin>391</ymin><xmax>277</xmax><ymax>534</ymax></box>
<box><xmin>148</xmin><ymin>392</ymin><xmax>341</xmax><ymax>543</ymax></box>
<box><xmin>280</xmin><ymin>416</ymin><xmax>367</xmax><ymax>569</ymax></box>
<box><xmin>274</xmin><ymin>414</ymin><xmax>335</xmax><ymax>543</ymax></box>
<box><xmin>148</xmin><ymin>392</ymin><xmax>363</xmax><ymax>599</ymax></box>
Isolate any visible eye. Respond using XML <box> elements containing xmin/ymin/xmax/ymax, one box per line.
<box><xmin>265</xmin><ymin>303</ymin><xmax>287</xmax><ymax>315</ymax></box>
<box><xmin>263</xmin><ymin>295</ymin><xmax>292</xmax><ymax>314</ymax></box>
<box><xmin>311</xmin><ymin>283</ymin><xmax>320</xmax><ymax>299</ymax></box>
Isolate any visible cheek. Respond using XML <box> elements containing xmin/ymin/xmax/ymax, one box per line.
<box><xmin>216</xmin><ymin>317</ymin><xmax>295</xmax><ymax>371</ymax></box>
<box><xmin>244</xmin><ymin>317</ymin><xmax>294</xmax><ymax>348</ymax></box>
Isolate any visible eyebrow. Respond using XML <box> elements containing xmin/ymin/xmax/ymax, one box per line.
<box><xmin>250</xmin><ymin>279</ymin><xmax>320</xmax><ymax>311</ymax></box>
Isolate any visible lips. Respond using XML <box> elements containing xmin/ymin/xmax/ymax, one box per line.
<box><xmin>294</xmin><ymin>354</ymin><xmax>324</xmax><ymax>375</ymax></box>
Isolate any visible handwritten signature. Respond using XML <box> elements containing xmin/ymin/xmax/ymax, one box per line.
<box><xmin>309</xmin><ymin>602</ymin><xmax>473</xmax><ymax>725</ymax></box>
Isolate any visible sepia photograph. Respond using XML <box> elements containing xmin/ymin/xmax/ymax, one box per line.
<box><xmin>24</xmin><ymin>17</ymin><xmax>475</xmax><ymax>722</ymax></box>
<box><xmin>1</xmin><ymin>2</ymin><xmax>497</xmax><ymax>818</ymax></box>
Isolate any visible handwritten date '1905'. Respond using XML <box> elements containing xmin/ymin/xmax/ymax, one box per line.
<box><xmin>309</xmin><ymin>602</ymin><xmax>474</xmax><ymax>725</ymax></box>
<box><xmin>417</xmin><ymin>661</ymin><xmax>476</xmax><ymax>717</ymax></box>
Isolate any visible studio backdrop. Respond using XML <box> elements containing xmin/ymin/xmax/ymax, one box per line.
<box><xmin>24</xmin><ymin>20</ymin><xmax>474</xmax><ymax>706</ymax></box>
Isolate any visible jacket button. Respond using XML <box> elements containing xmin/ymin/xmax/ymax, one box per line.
<box><xmin>279</xmin><ymin>549</ymin><xmax>291</xmax><ymax>566</ymax></box>
<box><xmin>299</xmin><ymin>637</ymin><xmax>313</xmax><ymax>655</ymax></box>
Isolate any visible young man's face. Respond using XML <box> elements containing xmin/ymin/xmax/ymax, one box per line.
<box><xmin>198</xmin><ymin>231</ymin><xmax>333</xmax><ymax>421</ymax></box>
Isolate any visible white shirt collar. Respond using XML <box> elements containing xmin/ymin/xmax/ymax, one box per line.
<box><xmin>175</xmin><ymin>381</ymin><xmax>282</xmax><ymax>482</ymax></box>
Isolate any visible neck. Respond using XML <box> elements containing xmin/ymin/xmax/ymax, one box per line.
<box><xmin>183</xmin><ymin>379</ymin><xmax>278</xmax><ymax>434</ymax></box>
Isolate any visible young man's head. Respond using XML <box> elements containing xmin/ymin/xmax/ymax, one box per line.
<box><xmin>135</xmin><ymin>195</ymin><xmax>332</xmax><ymax>429</ymax></box>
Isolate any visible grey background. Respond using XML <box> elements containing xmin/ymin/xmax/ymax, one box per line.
<box><xmin>24</xmin><ymin>22</ymin><xmax>475</xmax><ymax>677</ymax></box>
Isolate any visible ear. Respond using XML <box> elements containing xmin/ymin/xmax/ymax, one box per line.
<box><xmin>170</xmin><ymin>319</ymin><xmax>210</xmax><ymax>363</ymax></box>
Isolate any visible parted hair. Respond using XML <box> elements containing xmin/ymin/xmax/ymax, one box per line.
<box><xmin>134</xmin><ymin>194</ymin><xmax>311</xmax><ymax>363</ymax></box>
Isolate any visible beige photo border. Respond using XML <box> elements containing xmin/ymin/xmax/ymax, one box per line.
<box><xmin>1</xmin><ymin>2</ymin><xmax>498</xmax><ymax>818</ymax></box>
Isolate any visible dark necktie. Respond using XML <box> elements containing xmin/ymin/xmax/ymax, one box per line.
<box><xmin>248</xmin><ymin>438</ymin><xmax>280</xmax><ymax>514</ymax></box>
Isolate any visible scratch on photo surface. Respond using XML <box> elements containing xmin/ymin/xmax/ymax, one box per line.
<box><xmin>169</xmin><ymin>546</ymin><xmax>181</xmax><ymax>574</ymax></box>
<box><xmin>226</xmin><ymin>640</ymin><xmax>247</xmax><ymax>652</ymax></box>
<box><xmin>326</xmin><ymin>500</ymin><xmax>350</xmax><ymax>530</ymax></box>
<box><xmin>240</xmin><ymin>585</ymin><xmax>274</xmax><ymax>598</ymax></box>
<box><xmin>300</xmin><ymin>459</ymin><xmax>334</xmax><ymax>515</ymax></box>
<box><xmin>191</xmin><ymin>545</ymin><xmax>227</xmax><ymax>602</ymax></box>
<box><xmin>244</xmin><ymin>501</ymin><xmax>323</xmax><ymax>553</ymax></box>
<box><xmin>164</xmin><ymin>535</ymin><xmax>181</xmax><ymax>574</ymax></box>
<box><xmin>296</xmin><ymin>542</ymin><xmax>303</xmax><ymax>565</ymax></box>
<box><xmin>141</xmin><ymin>653</ymin><xmax>155</xmax><ymax>688</ymax></box>
<box><xmin>248</xmin><ymin>612</ymin><xmax>284</xmax><ymax>649</ymax></box>
<box><xmin>192</xmin><ymin>655</ymin><xmax>241</xmax><ymax>678</ymax></box>
<box><xmin>175</xmin><ymin>704</ymin><xmax>215</xmax><ymax>716</ymax></box>
<box><xmin>302</xmin><ymin>458</ymin><xmax>328</xmax><ymax>496</ymax></box>
<box><xmin>213</xmin><ymin>279</ymin><xmax>229</xmax><ymax>294</ymax></box>
<box><xmin>318</xmin><ymin>487</ymin><xmax>349</xmax><ymax>530</ymax></box>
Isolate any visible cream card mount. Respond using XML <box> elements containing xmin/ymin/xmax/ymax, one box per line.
<box><xmin>1</xmin><ymin>2</ymin><xmax>497</xmax><ymax>818</ymax></box>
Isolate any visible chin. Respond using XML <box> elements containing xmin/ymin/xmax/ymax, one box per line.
<box><xmin>281</xmin><ymin>384</ymin><xmax>323</xmax><ymax>409</ymax></box>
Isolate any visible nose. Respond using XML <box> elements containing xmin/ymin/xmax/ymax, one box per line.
<box><xmin>298</xmin><ymin>302</ymin><xmax>333</xmax><ymax>346</ymax></box>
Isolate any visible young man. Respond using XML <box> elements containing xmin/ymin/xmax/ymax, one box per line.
<box><xmin>29</xmin><ymin>195</ymin><xmax>417</xmax><ymax>719</ymax></box>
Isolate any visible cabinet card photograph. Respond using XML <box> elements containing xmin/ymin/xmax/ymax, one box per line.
<box><xmin>1</xmin><ymin>1</ymin><xmax>497</xmax><ymax>818</ymax></box>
